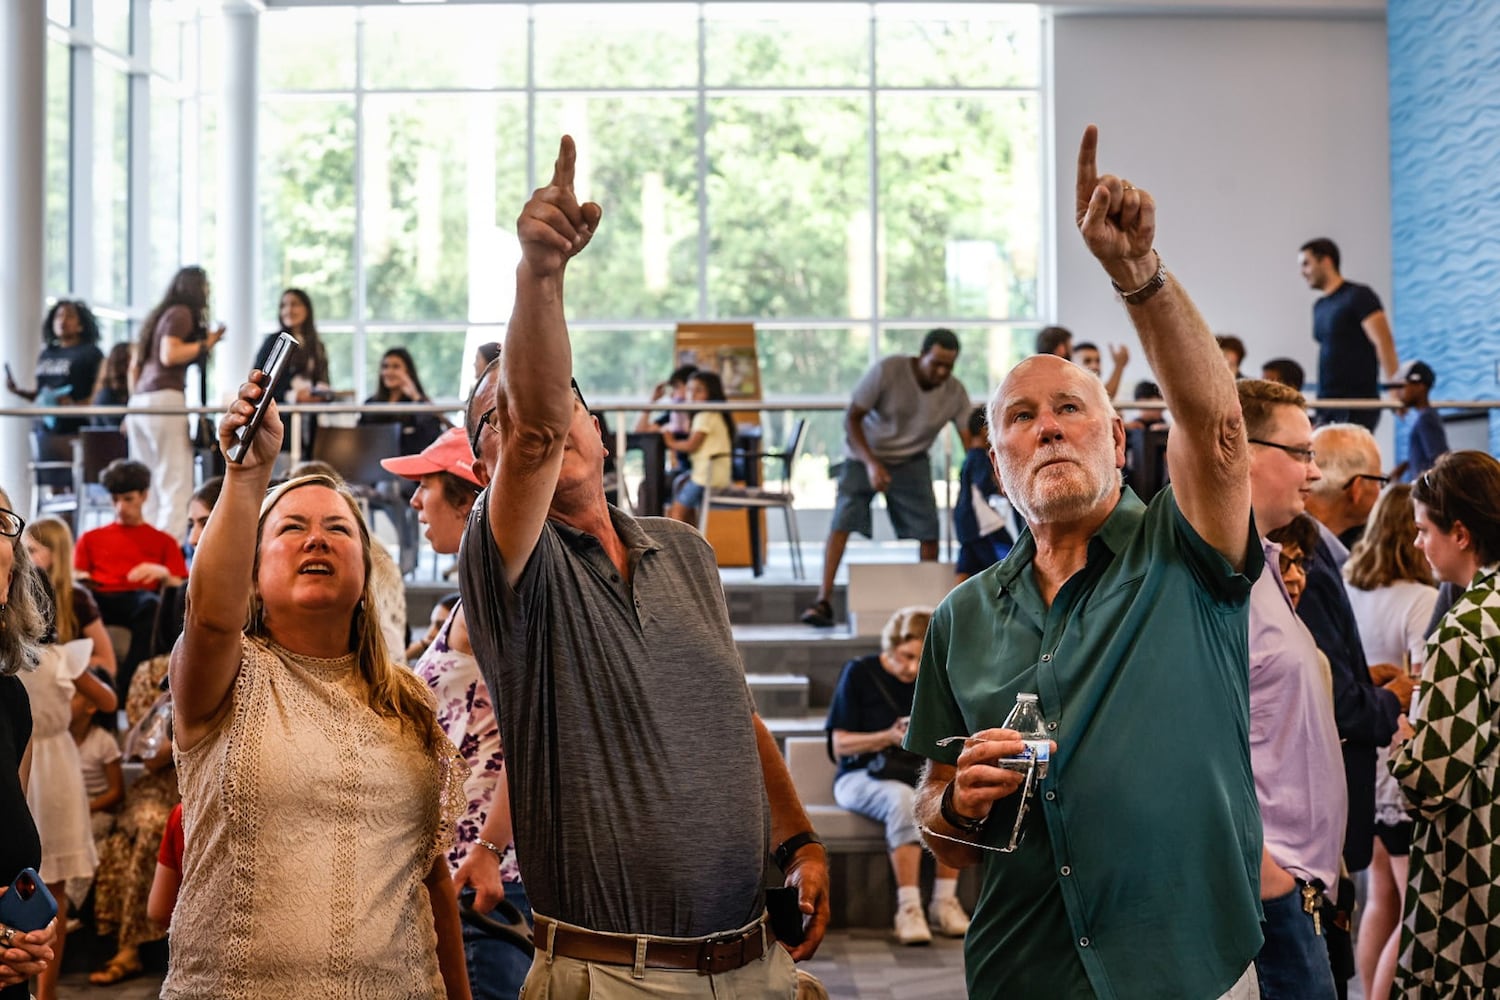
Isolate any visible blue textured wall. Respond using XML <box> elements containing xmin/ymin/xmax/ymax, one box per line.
<box><xmin>1389</xmin><ymin>0</ymin><xmax>1500</xmax><ymax>452</ymax></box>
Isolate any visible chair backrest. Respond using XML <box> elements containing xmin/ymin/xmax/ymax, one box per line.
<box><xmin>769</xmin><ymin>417</ymin><xmax>807</xmax><ymax>486</ymax></box>
<box><xmin>76</xmin><ymin>427</ymin><xmax>130</xmax><ymax>484</ymax></box>
<box><xmin>30</xmin><ymin>430</ymin><xmax>78</xmax><ymax>490</ymax></box>
<box><xmin>311</xmin><ymin>423</ymin><xmax>403</xmax><ymax>488</ymax></box>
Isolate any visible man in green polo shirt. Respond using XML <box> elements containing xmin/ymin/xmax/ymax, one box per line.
<box><xmin>905</xmin><ymin>126</ymin><xmax>1264</xmax><ymax>999</ymax></box>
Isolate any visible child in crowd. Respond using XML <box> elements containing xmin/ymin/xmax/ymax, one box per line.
<box><xmin>23</xmin><ymin>516</ymin><xmax>117</xmax><ymax>679</ymax></box>
<box><xmin>146</xmin><ymin>803</ymin><xmax>184</xmax><ymax>930</ymax></box>
<box><xmin>1383</xmin><ymin>360</ymin><xmax>1449</xmax><ymax>483</ymax></box>
<box><xmin>953</xmin><ymin>408</ymin><xmax>1012</xmax><ymax>582</ymax></box>
<box><xmin>74</xmin><ymin>459</ymin><xmax>188</xmax><ymax>696</ymax></box>
<box><xmin>662</xmin><ymin>370</ymin><xmax>736</xmax><ymax>525</ymax></box>
<box><xmin>72</xmin><ymin>665</ymin><xmax>124</xmax><ymax>842</ymax></box>
<box><xmin>68</xmin><ymin>665</ymin><xmax>123</xmax><ymax>910</ymax></box>
<box><xmin>405</xmin><ymin>592</ymin><xmax>461</xmax><ymax>663</ymax></box>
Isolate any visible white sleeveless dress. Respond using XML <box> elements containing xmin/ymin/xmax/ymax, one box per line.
<box><xmin>19</xmin><ymin>639</ymin><xmax>97</xmax><ymax>885</ymax></box>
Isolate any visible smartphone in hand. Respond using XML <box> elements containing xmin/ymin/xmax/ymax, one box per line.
<box><xmin>0</xmin><ymin>869</ymin><xmax>58</xmax><ymax>933</ymax></box>
<box><xmin>226</xmin><ymin>331</ymin><xmax>298</xmax><ymax>464</ymax></box>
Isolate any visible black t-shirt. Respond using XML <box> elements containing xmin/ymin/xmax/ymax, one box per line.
<box><xmin>824</xmin><ymin>654</ymin><xmax>916</xmax><ymax>778</ymax></box>
<box><xmin>0</xmin><ymin>675</ymin><xmax>41</xmax><ymax>1000</ymax></box>
<box><xmin>34</xmin><ymin>341</ymin><xmax>105</xmax><ymax>433</ymax></box>
<box><xmin>1313</xmin><ymin>280</ymin><xmax>1383</xmax><ymax>398</ymax></box>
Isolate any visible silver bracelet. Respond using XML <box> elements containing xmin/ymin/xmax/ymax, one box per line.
<box><xmin>474</xmin><ymin>837</ymin><xmax>506</xmax><ymax>859</ymax></box>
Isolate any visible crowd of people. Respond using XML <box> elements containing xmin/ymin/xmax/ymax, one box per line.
<box><xmin>0</xmin><ymin>122</ymin><xmax>1495</xmax><ymax>1000</ymax></box>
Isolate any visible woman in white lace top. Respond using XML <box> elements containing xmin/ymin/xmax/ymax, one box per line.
<box><xmin>161</xmin><ymin>377</ymin><xmax>470</xmax><ymax>999</ymax></box>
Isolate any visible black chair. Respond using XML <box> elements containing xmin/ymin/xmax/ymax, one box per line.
<box><xmin>74</xmin><ymin>428</ymin><xmax>130</xmax><ymax>531</ymax></box>
<box><xmin>699</xmin><ymin>418</ymin><xmax>807</xmax><ymax>579</ymax></box>
<box><xmin>29</xmin><ymin>429</ymin><xmax>78</xmax><ymax>521</ymax></box>
<box><xmin>311</xmin><ymin>424</ymin><xmax>414</xmax><ymax>570</ymax></box>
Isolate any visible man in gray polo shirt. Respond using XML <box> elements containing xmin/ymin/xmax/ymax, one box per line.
<box><xmin>799</xmin><ymin>330</ymin><xmax>971</xmax><ymax>627</ymax></box>
<box><xmin>458</xmin><ymin>136</ymin><xmax>829</xmax><ymax>999</ymax></box>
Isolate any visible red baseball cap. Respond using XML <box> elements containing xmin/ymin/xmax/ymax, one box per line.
<box><xmin>380</xmin><ymin>427</ymin><xmax>482</xmax><ymax>486</ymax></box>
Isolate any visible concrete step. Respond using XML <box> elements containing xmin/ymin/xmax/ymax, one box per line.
<box><xmin>734</xmin><ymin>625</ymin><xmax>874</xmax><ymax>709</ymax></box>
<box><xmin>760</xmin><ymin>713</ymin><xmax>829</xmax><ymax>751</ymax></box>
<box><xmin>722</xmin><ymin>582</ymin><xmax>845</xmax><ymax>626</ymax></box>
<box><xmin>745</xmin><ymin>673</ymin><xmax>810</xmax><ymax>716</ymax></box>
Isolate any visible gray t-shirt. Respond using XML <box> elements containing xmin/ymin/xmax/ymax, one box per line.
<box><xmin>846</xmin><ymin>355</ymin><xmax>970</xmax><ymax>462</ymax></box>
<box><xmin>458</xmin><ymin>499</ymin><xmax>769</xmax><ymax>937</ymax></box>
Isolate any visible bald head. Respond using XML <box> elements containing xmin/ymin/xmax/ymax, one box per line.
<box><xmin>988</xmin><ymin>354</ymin><xmax>1113</xmax><ymax>450</ymax></box>
<box><xmin>987</xmin><ymin>354</ymin><xmax>1123</xmax><ymax>526</ymax></box>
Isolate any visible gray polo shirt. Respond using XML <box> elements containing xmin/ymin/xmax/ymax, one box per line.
<box><xmin>458</xmin><ymin>498</ymin><xmax>769</xmax><ymax>937</ymax></box>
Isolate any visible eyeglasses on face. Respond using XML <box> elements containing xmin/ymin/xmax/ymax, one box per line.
<box><xmin>1248</xmin><ymin>438</ymin><xmax>1316</xmax><ymax>464</ymax></box>
<box><xmin>0</xmin><ymin>507</ymin><xmax>23</xmax><ymax>539</ymax></box>
<box><xmin>467</xmin><ymin>378</ymin><xmax>590</xmax><ymax>457</ymax></box>
<box><xmin>1342</xmin><ymin>472</ymin><xmax>1390</xmax><ymax>490</ymax></box>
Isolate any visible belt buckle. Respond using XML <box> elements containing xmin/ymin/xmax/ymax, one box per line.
<box><xmin>696</xmin><ymin>932</ymin><xmax>746</xmax><ymax>975</ymax></box>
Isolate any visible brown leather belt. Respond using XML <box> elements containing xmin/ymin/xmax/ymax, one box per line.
<box><xmin>532</xmin><ymin>913</ymin><xmax>770</xmax><ymax>975</ymax></box>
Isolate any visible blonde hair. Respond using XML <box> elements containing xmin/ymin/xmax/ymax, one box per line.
<box><xmin>881</xmin><ymin>605</ymin><xmax>934</xmax><ymax>654</ymax></box>
<box><xmin>0</xmin><ymin>489</ymin><xmax>48</xmax><ymax>676</ymax></box>
<box><xmin>247</xmin><ymin>475</ymin><xmax>440</xmax><ymax>752</ymax></box>
<box><xmin>24</xmin><ymin>516</ymin><xmax>80</xmax><ymax>643</ymax></box>
<box><xmin>1346</xmin><ymin>484</ymin><xmax>1431</xmax><ymax>591</ymax></box>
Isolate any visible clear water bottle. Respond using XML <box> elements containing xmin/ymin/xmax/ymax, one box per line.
<box><xmin>999</xmin><ymin>692</ymin><xmax>1049</xmax><ymax>778</ymax></box>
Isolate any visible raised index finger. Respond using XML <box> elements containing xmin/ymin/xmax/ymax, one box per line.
<box><xmin>1075</xmin><ymin>124</ymin><xmax>1100</xmax><ymax>221</ymax></box>
<box><xmin>548</xmin><ymin>134</ymin><xmax>577</xmax><ymax>191</ymax></box>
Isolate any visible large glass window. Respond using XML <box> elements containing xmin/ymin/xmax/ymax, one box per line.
<box><xmin>249</xmin><ymin>2</ymin><xmax>1045</xmax><ymax>463</ymax></box>
<box><xmin>45</xmin><ymin>35</ymin><xmax>71</xmax><ymax>297</ymax></box>
<box><xmin>260</xmin><ymin>98</ymin><xmax>358</xmax><ymax>320</ymax></box>
<box><xmin>92</xmin><ymin>61</ymin><xmax>130</xmax><ymax>306</ymax></box>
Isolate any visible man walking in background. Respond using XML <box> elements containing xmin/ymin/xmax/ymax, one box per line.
<box><xmin>799</xmin><ymin>330</ymin><xmax>971</xmax><ymax>628</ymax></box>
<box><xmin>1298</xmin><ymin>238</ymin><xmax>1399</xmax><ymax>430</ymax></box>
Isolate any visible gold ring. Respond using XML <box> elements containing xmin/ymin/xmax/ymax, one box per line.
<box><xmin>0</xmin><ymin>926</ymin><xmax>14</xmax><ymax>947</ymax></box>
<box><xmin>1123</xmin><ymin>182</ymin><xmax>1134</xmax><ymax>191</ymax></box>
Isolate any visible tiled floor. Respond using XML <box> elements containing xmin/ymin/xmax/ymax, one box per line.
<box><xmin>56</xmin><ymin>928</ymin><xmax>967</xmax><ymax>999</ymax></box>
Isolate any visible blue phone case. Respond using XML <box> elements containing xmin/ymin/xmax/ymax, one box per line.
<box><xmin>0</xmin><ymin>869</ymin><xmax>58</xmax><ymax>933</ymax></box>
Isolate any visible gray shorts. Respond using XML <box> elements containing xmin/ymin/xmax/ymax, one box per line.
<box><xmin>829</xmin><ymin>453</ymin><xmax>938</xmax><ymax>541</ymax></box>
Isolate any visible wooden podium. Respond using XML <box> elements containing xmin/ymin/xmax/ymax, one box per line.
<box><xmin>673</xmin><ymin>322</ymin><xmax>763</xmax><ymax>568</ymax></box>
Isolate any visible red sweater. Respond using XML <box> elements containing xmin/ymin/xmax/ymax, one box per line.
<box><xmin>74</xmin><ymin>522</ymin><xmax>188</xmax><ymax>593</ymax></box>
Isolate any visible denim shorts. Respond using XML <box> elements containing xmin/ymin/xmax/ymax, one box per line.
<box><xmin>829</xmin><ymin>453</ymin><xmax>939</xmax><ymax>541</ymax></box>
<box><xmin>833</xmin><ymin>768</ymin><xmax>921</xmax><ymax>851</ymax></box>
<box><xmin>673</xmin><ymin>479</ymin><xmax>707</xmax><ymax>509</ymax></box>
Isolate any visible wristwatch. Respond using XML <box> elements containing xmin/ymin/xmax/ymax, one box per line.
<box><xmin>940</xmin><ymin>781</ymin><xmax>988</xmax><ymax>835</ymax></box>
<box><xmin>773</xmin><ymin>831</ymin><xmax>824</xmax><ymax>873</ymax></box>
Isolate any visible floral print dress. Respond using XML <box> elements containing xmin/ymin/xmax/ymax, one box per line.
<box><xmin>413</xmin><ymin>601</ymin><xmax>522</xmax><ymax>883</ymax></box>
<box><xmin>1391</xmin><ymin>564</ymin><xmax>1500</xmax><ymax>998</ymax></box>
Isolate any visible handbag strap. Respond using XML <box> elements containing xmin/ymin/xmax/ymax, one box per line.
<box><xmin>865</xmin><ymin>658</ymin><xmax>908</xmax><ymax>718</ymax></box>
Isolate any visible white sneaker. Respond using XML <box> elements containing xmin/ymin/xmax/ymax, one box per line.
<box><xmin>928</xmin><ymin>897</ymin><xmax>971</xmax><ymax>937</ymax></box>
<box><xmin>894</xmin><ymin>901</ymin><xmax>933</xmax><ymax>945</ymax></box>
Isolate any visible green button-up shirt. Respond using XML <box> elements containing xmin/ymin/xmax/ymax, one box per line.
<box><xmin>907</xmin><ymin>486</ymin><xmax>1264</xmax><ymax>1000</ymax></box>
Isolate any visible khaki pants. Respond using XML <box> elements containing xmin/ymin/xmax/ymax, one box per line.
<box><xmin>1219</xmin><ymin>964</ymin><xmax>1261</xmax><ymax>1000</ymax></box>
<box><xmin>520</xmin><ymin>915</ymin><xmax>799</xmax><ymax>1000</ymax></box>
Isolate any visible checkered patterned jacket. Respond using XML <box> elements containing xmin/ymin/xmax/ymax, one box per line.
<box><xmin>1391</xmin><ymin>564</ymin><xmax>1500</xmax><ymax>998</ymax></box>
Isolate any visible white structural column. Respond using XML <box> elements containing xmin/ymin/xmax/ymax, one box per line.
<box><xmin>0</xmin><ymin>2</ymin><xmax>47</xmax><ymax>513</ymax></box>
<box><xmin>216</xmin><ymin>3</ymin><xmax>260</xmax><ymax>403</ymax></box>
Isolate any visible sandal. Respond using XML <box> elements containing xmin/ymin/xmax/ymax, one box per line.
<box><xmin>89</xmin><ymin>955</ymin><xmax>143</xmax><ymax>985</ymax></box>
<box><xmin>799</xmin><ymin>599</ymin><xmax>835</xmax><ymax>628</ymax></box>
